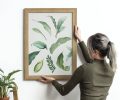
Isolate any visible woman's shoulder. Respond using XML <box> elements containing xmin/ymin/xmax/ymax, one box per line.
<box><xmin>78</xmin><ymin>62</ymin><xmax>92</xmax><ymax>70</ymax></box>
<box><xmin>78</xmin><ymin>60</ymin><xmax>99</xmax><ymax>71</ymax></box>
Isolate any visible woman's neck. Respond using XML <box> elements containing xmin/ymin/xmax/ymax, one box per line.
<box><xmin>94</xmin><ymin>56</ymin><xmax>104</xmax><ymax>60</ymax></box>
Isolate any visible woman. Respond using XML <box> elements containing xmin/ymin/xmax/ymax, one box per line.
<box><xmin>39</xmin><ymin>26</ymin><xmax>117</xmax><ymax>100</ymax></box>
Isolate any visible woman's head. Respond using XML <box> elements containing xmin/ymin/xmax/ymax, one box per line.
<box><xmin>87</xmin><ymin>33</ymin><xmax>117</xmax><ymax>72</ymax></box>
<box><xmin>87</xmin><ymin>33</ymin><xmax>109</xmax><ymax>58</ymax></box>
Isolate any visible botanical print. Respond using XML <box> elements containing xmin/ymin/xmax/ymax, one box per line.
<box><xmin>28</xmin><ymin>13</ymin><xmax>72</xmax><ymax>75</ymax></box>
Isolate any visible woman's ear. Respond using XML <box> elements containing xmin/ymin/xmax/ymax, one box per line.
<box><xmin>94</xmin><ymin>50</ymin><xmax>99</xmax><ymax>54</ymax></box>
<box><xmin>92</xmin><ymin>50</ymin><xmax>100</xmax><ymax>58</ymax></box>
<box><xmin>94</xmin><ymin>50</ymin><xmax>102</xmax><ymax>58</ymax></box>
<box><xmin>92</xmin><ymin>50</ymin><xmax>97</xmax><ymax>55</ymax></box>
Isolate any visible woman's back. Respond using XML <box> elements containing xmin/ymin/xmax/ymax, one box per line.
<box><xmin>80</xmin><ymin>59</ymin><xmax>115</xmax><ymax>100</ymax></box>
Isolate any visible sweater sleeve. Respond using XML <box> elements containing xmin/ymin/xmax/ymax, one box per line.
<box><xmin>78</xmin><ymin>41</ymin><xmax>93</xmax><ymax>63</ymax></box>
<box><xmin>52</xmin><ymin>66</ymin><xmax>84</xmax><ymax>96</ymax></box>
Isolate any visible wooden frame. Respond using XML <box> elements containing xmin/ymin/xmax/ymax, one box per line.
<box><xmin>23</xmin><ymin>8</ymin><xmax>77</xmax><ymax>80</ymax></box>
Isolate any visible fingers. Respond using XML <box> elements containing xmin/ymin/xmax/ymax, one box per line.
<box><xmin>38</xmin><ymin>75</ymin><xmax>55</xmax><ymax>84</ymax></box>
<box><xmin>41</xmin><ymin>75</ymin><xmax>47</xmax><ymax>80</ymax></box>
<box><xmin>39</xmin><ymin>79</ymin><xmax>48</xmax><ymax>84</ymax></box>
<box><xmin>74</xmin><ymin>26</ymin><xmax>78</xmax><ymax>39</ymax></box>
<box><xmin>37</xmin><ymin>75</ymin><xmax>47</xmax><ymax>81</ymax></box>
<box><xmin>38</xmin><ymin>76</ymin><xmax>48</xmax><ymax>84</ymax></box>
<box><xmin>75</xmin><ymin>25</ymin><xmax>78</xmax><ymax>32</ymax></box>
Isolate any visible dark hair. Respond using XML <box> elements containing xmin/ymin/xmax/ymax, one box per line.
<box><xmin>87</xmin><ymin>33</ymin><xmax>117</xmax><ymax>72</ymax></box>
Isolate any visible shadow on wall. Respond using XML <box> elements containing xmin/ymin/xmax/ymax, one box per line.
<box><xmin>46</xmin><ymin>84</ymin><xmax>58</xmax><ymax>100</ymax></box>
<box><xmin>45</xmin><ymin>83</ymin><xmax>80</xmax><ymax>100</ymax></box>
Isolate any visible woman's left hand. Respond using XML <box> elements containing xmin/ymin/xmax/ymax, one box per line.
<box><xmin>39</xmin><ymin>75</ymin><xmax>55</xmax><ymax>84</ymax></box>
<box><xmin>74</xmin><ymin>25</ymin><xmax>82</xmax><ymax>42</ymax></box>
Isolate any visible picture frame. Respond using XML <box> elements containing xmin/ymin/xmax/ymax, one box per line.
<box><xmin>23</xmin><ymin>8</ymin><xmax>77</xmax><ymax>80</ymax></box>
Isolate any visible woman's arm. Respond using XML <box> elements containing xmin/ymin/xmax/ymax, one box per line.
<box><xmin>74</xmin><ymin>26</ymin><xmax>92</xmax><ymax>63</ymax></box>
<box><xmin>51</xmin><ymin>66</ymin><xmax>84</xmax><ymax>96</ymax></box>
<box><xmin>39</xmin><ymin>66</ymin><xmax>84</xmax><ymax>96</ymax></box>
<box><xmin>78</xmin><ymin>41</ymin><xmax>93</xmax><ymax>63</ymax></box>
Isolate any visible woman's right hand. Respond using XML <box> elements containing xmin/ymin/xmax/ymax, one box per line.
<box><xmin>39</xmin><ymin>75</ymin><xmax>55</xmax><ymax>84</ymax></box>
<box><xmin>74</xmin><ymin>26</ymin><xmax>82</xmax><ymax>42</ymax></box>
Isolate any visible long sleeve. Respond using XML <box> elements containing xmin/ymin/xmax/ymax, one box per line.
<box><xmin>78</xmin><ymin>41</ymin><xmax>93</xmax><ymax>63</ymax></box>
<box><xmin>52</xmin><ymin>66</ymin><xmax>84</xmax><ymax>96</ymax></box>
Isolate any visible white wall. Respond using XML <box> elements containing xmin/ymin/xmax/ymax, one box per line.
<box><xmin>0</xmin><ymin>0</ymin><xmax>120</xmax><ymax>100</ymax></box>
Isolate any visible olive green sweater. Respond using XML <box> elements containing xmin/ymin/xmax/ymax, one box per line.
<box><xmin>52</xmin><ymin>41</ymin><xmax>115</xmax><ymax>100</ymax></box>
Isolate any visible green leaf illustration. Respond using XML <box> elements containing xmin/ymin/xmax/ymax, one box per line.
<box><xmin>32</xmin><ymin>28</ymin><xmax>47</xmax><ymax>40</ymax></box>
<box><xmin>56</xmin><ymin>53</ymin><xmax>70</xmax><ymax>71</ymax></box>
<box><xmin>56</xmin><ymin>53</ymin><xmax>64</xmax><ymax>69</ymax></box>
<box><xmin>38</xmin><ymin>21</ymin><xmax>51</xmax><ymax>34</ymax></box>
<box><xmin>66</xmin><ymin>47</ymin><xmax>72</xmax><ymax>61</ymax></box>
<box><xmin>57</xmin><ymin>26</ymin><xmax>65</xmax><ymax>33</ymax></box>
<box><xmin>49</xmin><ymin>16</ymin><xmax>57</xmax><ymax>29</ymax></box>
<box><xmin>57</xmin><ymin>17</ymin><xmax>66</xmax><ymax>33</ymax></box>
<box><xmin>46</xmin><ymin>55</ymin><xmax>56</xmax><ymax>73</ymax></box>
<box><xmin>32</xmin><ymin>41</ymin><xmax>47</xmax><ymax>49</ymax></box>
<box><xmin>29</xmin><ymin>51</ymin><xmax>40</xmax><ymax>65</ymax></box>
<box><xmin>34</xmin><ymin>60</ymin><xmax>43</xmax><ymax>72</ymax></box>
<box><xmin>64</xmin><ymin>66</ymin><xmax>70</xmax><ymax>71</ymax></box>
<box><xmin>50</xmin><ymin>37</ymin><xmax>71</xmax><ymax>54</ymax></box>
<box><xmin>66</xmin><ymin>51</ymin><xmax>72</xmax><ymax>61</ymax></box>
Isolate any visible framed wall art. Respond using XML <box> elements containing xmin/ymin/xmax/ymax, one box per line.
<box><xmin>23</xmin><ymin>8</ymin><xmax>77</xmax><ymax>80</ymax></box>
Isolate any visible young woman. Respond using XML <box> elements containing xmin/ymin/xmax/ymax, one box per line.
<box><xmin>39</xmin><ymin>26</ymin><xmax>117</xmax><ymax>100</ymax></box>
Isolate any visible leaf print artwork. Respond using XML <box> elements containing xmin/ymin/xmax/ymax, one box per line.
<box><xmin>32</xmin><ymin>28</ymin><xmax>47</xmax><ymax>40</ymax></box>
<box><xmin>31</xmin><ymin>17</ymin><xmax>70</xmax><ymax>73</ymax></box>
<box><xmin>24</xmin><ymin>9</ymin><xmax>76</xmax><ymax>80</ymax></box>
<box><xmin>32</xmin><ymin>41</ymin><xmax>47</xmax><ymax>49</ymax></box>
<box><xmin>50</xmin><ymin>37</ymin><xmax>71</xmax><ymax>54</ymax></box>
<box><xmin>24</xmin><ymin>8</ymin><xmax>78</xmax><ymax>81</ymax></box>
<box><xmin>34</xmin><ymin>60</ymin><xmax>43</xmax><ymax>72</ymax></box>
<box><xmin>29</xmin><ymin>51</ymin><xmax>40</xmax><ymax>65</ymax></box>
<box><xmin>56</xmin><ymin>53</ymin><xmax>70</xmax><ymax>71</ymax></box>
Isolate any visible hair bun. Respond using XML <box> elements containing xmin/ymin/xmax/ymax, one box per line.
<box><xmin>108</xmin><ymin>41</ymin><xmax>111</xmax><ymax>45</ymax></box>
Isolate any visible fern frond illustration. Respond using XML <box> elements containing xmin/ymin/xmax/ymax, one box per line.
<box><xmin>46</xmin><ymin>55</ymin><xmax>56</xmax><ymax>73</ymax></box>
